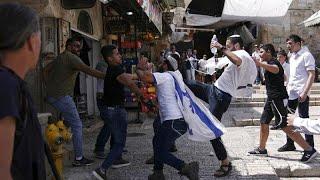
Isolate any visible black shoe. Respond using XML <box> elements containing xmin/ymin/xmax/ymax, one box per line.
<box><xmin>214</xmin><ymin>162</ymin><xmax>232</xmax><ymax>177</ymax></box>
<box><xmin>277</xmin><ymin>144</ymin><xmax>296</xmax><ymax>152</ymax></box>
<box><xmin>148</xmin><ymin>170</ymin><xmax>165</xmax><ymax>180</ymax></box>
<box><xmin>145</xmin><ymin>156</ymin><xmax>154</xmax><ymax>164</ymax></box>
<box><xmin>92</xmin><ymin>168</ymin><xmax>106</xmax><ymax>180</ymax></box>
<box><xmin>248</xmin><ymin>147</ymin><xmax>268</xmax><ymax>156</ymax></box>
<box><xmin>72</xmin><ymin>157</ymin><xmax>94</xmax><ymax>167</ymax></box>
<box><xmin>111</xmin><ymin>158</ymin><xmax>131</xmax><ymax>169</ymax></box>
<box><xmin>270</xmin><ymin>125</ymin><xmax>281</xmax><ymax>130</ymax></box>
<box><xmin>301</xmin><ymin>148</ymin><xmax>318</xmax><ymax>163</ymax></box>
<box><xmin>179</xmin><ymin>161</ymin><xmax>199</xmax><ymax>180</ymax></box>
<box><xmin>169</xmin><ymin>144</ymin><xmax>177</xmax><ymax>152</ymax></box>
<box><xmin>94</xmin><ymin>151</ymin><xmax>106</xmax><ymax>159</ymax></box>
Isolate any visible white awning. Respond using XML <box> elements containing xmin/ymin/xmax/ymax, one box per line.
<box><xmin>300</xmin><ymin>10</ymin><xmax>320</xmax><ymax>27</ymax></box>
<box><xmin>186</xmin><ymin>0</ymin><xmax>292</xmax><ymax>27</ymax></box>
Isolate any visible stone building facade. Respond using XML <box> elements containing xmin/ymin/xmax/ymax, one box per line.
<box><xmin>13</xmin><ymin>0</ymin><xmax>104</xmax><ymax>116</ymax></box>
<box><xmin>260</xmin><ymin>0</ymin><xmax>320</xmax><ymax>64</ymax></box>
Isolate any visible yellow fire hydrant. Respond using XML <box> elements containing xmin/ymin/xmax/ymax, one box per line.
<box><xmin>45</xmin><ymin>117</ymin><xmax>72</xmax><ymax>180</ymax></box>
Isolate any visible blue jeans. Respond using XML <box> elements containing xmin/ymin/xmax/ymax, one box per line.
<box><xmin>185</xmin><ymin>80</ymin><xmax>232</xmax><ymax>160</ymax></box>
<box><xmin>185</xmin><ymin>80</ymin><xmax>232</xmax><ymax>120</ymax></box>
<box><xmin>286</xmin><ymin>97</ymin><xmax>314</xmax><ymax>147</ymax></box>
<box><xmin>101</xmin><ymin>107</ymin><xmax>128</xmax><ymax>169</ymax></box>
<box><xmin>95</xmin><ymin>97</ymin><xmax>113</xmax><ymax>152</ymax></box>
<box><xmin>154</xmin><ymin>119</ymin><xmax>188</xmax><ymax>171</ymax></box>
<box><xmin>47</xmin><ymin>96</ymin><xmax>83</xmax><ymax>158</ymax></box>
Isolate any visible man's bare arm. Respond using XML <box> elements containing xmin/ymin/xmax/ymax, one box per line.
<box><xmin>136</xmin><ymin>69</ymin><xmax>154</xmax><ymax>84</ymax></box>
<box><xmin>117</xmin><ymin>73</ymin><xmax>143</xmax><ymax>99</ymax></box>
<box><xmin>211</xmin><ymin>42</ymin><xmax>242</xmax><ymax>66</ymax></box>
<box><xmin>255</xmin><ymin>61</ymin><xmax>279</xmax><ymax>74</ymax></box>
<box><xmin>75</xmin><ymin>63</ymin><xmax>105</xmax><ymax>79</ymax></box>
<box><xmin>221</xmin><ymin>49</ymin><xmax>242</xmax><ymax>66</ymax></box>
<box><xmin>0</xmin><ymin>116</ymin><xmax>16</xmax><ymax>180</ymax></box>
<box><xmin>300</xmin><ymin>70</ymin><xmax>315</xmax><ymax>102</ymax></box>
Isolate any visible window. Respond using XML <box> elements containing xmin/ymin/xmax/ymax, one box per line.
<box><xmin>78</xmin><ymin>11</ymin><xmax>93</xmax><ymax>35</ymax></box>
<box><xmin>61</xmin><ymin>0</ymin><xmax>96</xmax><ymax>9</ymax></box>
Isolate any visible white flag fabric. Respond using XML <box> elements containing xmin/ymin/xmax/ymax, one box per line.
<box><xmin>168</xmin><ymin>71</ymin><xmax>226</xmax><ymax>142</ymax></box>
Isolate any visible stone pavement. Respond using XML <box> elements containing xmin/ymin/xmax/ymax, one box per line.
<box><xmin>63</xmin><ymin>117</ymin><xmax>320</xmax><ymax>180</ymax></box>
<box><xmin>62</xmin><ymin>84</ymin><xmax>320</xmax><ymax>179</ymax></box>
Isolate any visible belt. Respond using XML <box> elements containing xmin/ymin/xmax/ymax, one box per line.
<box><xmin>96</xmin><ymin>93</ymin><xmax>104</xmax><ymax>99</ymax></box>
<box><xmin>107</xmin><ymin>105</ymin><xmax>124</xmax><ymax>109</ymax></box>
<box><xmin>237</xmin><ymin>84</ymin><xmax>252</xmax><ymax>90</ymax></box>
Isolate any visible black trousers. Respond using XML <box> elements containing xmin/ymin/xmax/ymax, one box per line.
<box><xmin>185</xmin><ymin>80</ymin><xmax>231</xmax><ymax>161</ymax></box>
<box><xmin>286</xmin><ymin>97</ymin><xmax>314</xmax><ymax>147</ymax></box>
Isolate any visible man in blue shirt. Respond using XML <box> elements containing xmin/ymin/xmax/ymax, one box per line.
<box><xmin>0</xmin><ymin>3</ymin><xmax>46</xmax><ymax>180</ymax></box>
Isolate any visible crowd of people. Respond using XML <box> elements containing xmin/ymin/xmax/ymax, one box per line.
<box><xmin>1</xmin><ymin>2</ymin><xmax>320</xmax><ymax>180</ymax></box>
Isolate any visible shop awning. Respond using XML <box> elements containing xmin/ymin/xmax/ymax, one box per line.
<box><xmin>300</xmin><ymin>10</ymin><xmax>320</xmax><ymax>27</ymax></box>
<box><xmin>165</xmin><ymin>0</ymin><xmax>185</xmax><ymax>8</ymax></box>
<box><xmin>186</xmin><ymin>0</ymin><xmax>292</xmax><ymax>27</ymax></box>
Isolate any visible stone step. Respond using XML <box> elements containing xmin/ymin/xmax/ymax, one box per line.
<box><xmin>230</xmin><ymin>101</ymin><xmax>320</xmax><ymax>107</ymax></box>
<box><xmin>233</xmin><ymin>115</ymin><xmax>319</xmax><ymax>127</ymax></box>
<box><xmin>253</xmin><ymin>83</ymin><xmax>320</xmax><ymax>90</ymax></box>
<box><xmin>226</xmin><ymin>106</ymin><xmax>320</xmax><ymax>127</ymax></box>
<box><xmin>254</xmin><ymin>90</ymin><xmax>320</xmax><ymax>94</ymax></box>
<box><xmin>233</xmin><ymin>96</ymin><xmax>320</xmax><ymax>103</ymax></box>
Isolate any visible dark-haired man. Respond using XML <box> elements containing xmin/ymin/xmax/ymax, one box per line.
<box><xmin>247</xmin><ymin>44</ymin><xmax>317</xmax><ymax>163</ymax></box>
<box><xmin>278</xmin><ymin>34</ymin><xmax>316</xmax><ymax>152</ymax></box>
<box><xmin>93</xmin><ymin>45</ymin><xmax>130</xmax><ymax>168</ymax></box>
<box><xmin>92</xmin><ymin>45</ymin><xmax>144</xmax><ymax>179</ymax></box>
<box><xmin>0</xmin><ymin>3</ymin><xmax>45</xmax><ymax>179</ymax></box>
<box><xmin>45</xmin><ymin>37</ymin><xmax>105</xmax><ymax>167</ymax></box>
<box><xmin>136</xmin><ymin>55</ymin><xmax>199</xmax><ymax>180</ymax></box>
<box><xmin>186</xmin><ymin>35</ymin><xmax>256</xmax><ymax>177</ymax></box>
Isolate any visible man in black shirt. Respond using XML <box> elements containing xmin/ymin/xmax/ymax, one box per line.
<box><xmin>0</xmin><ymin>3</ymin><xmax>46</xmax><ymax>180</ymax></box>
<box><xmin>248</xmin><ymin>44</ymin><xmax>317</xmax><ymax>162</ymax></box>
<box><xmin>92</xmin><ymin>45</ymin><xmax>144</xmax><ymax>179</ymax></box>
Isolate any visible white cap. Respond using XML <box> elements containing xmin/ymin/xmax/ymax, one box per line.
<box><xmin>166</xmin><ymin>55</ymin><xmax>178</xmax><ymax>71</ymax></box>
<box><xmin>229</xmin><ymin>34</ymin><xmax>241</xmax><ymax>38</ymax></box>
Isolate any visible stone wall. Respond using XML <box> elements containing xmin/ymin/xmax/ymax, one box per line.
<box><xmin>260</xmin><ymin>0</ymin><xmax>320</xmax><ymax>64</ymax></box>
<box><xmin>38</xmin><ymin>0</ymin><xmax>103</xmax><ymax>40</ymax></box>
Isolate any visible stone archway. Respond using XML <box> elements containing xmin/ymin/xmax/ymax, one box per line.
<box><xmin>77</xmin><ymin>10</ymin><xmax>93</xmax><ymax>34</ymax></box>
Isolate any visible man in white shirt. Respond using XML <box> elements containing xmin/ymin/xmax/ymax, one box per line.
<box><xmin>198</xmin><ymin>54</ymin><xmax>208</xmax><ymax>72</ymax></box>
<box><xmin>278</xmin><ymin>34</ymin><xmax>315</xmax><ymax>152</ymax></box>
<box><xmin>186</xmin><ymin>35</ymin><xmax>256</xmax><ymax>177</ymax></box>
<box><xmin>136</xmin><ymin>55</ymin><xmax>199</xmax><ymax>180</ymax></box>
<box><xmin>169</xmin><ymin>44</ymin><xmax>180</xmax><ymax>58</ymax></box>
<box><xmin>252</xmin><ymin>44</ymin><xmax>263</xmax><ymax>84</ymax></box>
<box><xmin>276</xmin><ymin>50</ymin><xmax>290</xmax><ymax>86</ymax></box>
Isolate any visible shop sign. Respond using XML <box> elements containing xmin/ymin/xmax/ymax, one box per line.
<box><xmin>121</xmin><ymin>40</ymin><xmax>142</xmax><ymax>49</ymax></box>
<box><xmin>136</xmin><ymin>0</ymin><xmax>162</xmax><ymax>33</ymax></box>
<box><xmin>105</xmin><ymin>16</ymin><xmax>130</xmax><ymax>34</ymax></box>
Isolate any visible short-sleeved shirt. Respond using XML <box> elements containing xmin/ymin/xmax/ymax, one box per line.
<box><xmin>185</xmin><ymin>59</ymin><xmax>192</xmax><ymax>69</ymax></box>
<box><xmin>153</xmin><ymin>72</ymin><xmax>183</xmax><ymax>122</ymax></box>
<box><xmin>198</xmin><ymin>59</ymin><xmax>207</xmax><ymax>71</ymax></box>
<box><xmin>104</xmin><ymin>65</ymin><xmax>125</xmax><ymax>106</ymax></box>
<box><xmin>215</xmin><ymin>50</ymin><xmax>257</xmax><ymax>97</ymax></box>
<box><xmin>46</xmin><ymin>50</ymin><xmax>85</xmax><ymax>98</ymax></box>
<box><xmin>264</xmin><ymin>60</ymin><xmax>288</xmax><ymax>99</ymax></box>
<box><xmin>287</xmin><ymin>48</ymin><xmax>315</xmax><ymax>100</ymax></box>
<box><xmin>95</xmin><ymin>60</ymin><xmax>108</xmax><ymax>93</ymax></box>
<box><xmin>0</xmin><ymin>67</ymin><xmax>46</xmax><ymax>180</ymax></box>
<box><xmin>281</xmin><ymin>62</ymin><xmax>290</xmax><ymax>85</ymax></box>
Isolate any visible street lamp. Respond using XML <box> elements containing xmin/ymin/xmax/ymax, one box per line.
<box><xmin>100</xmin><ymin>0</ymin><xmax>111</xmax><ymax>4</ymax></box>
